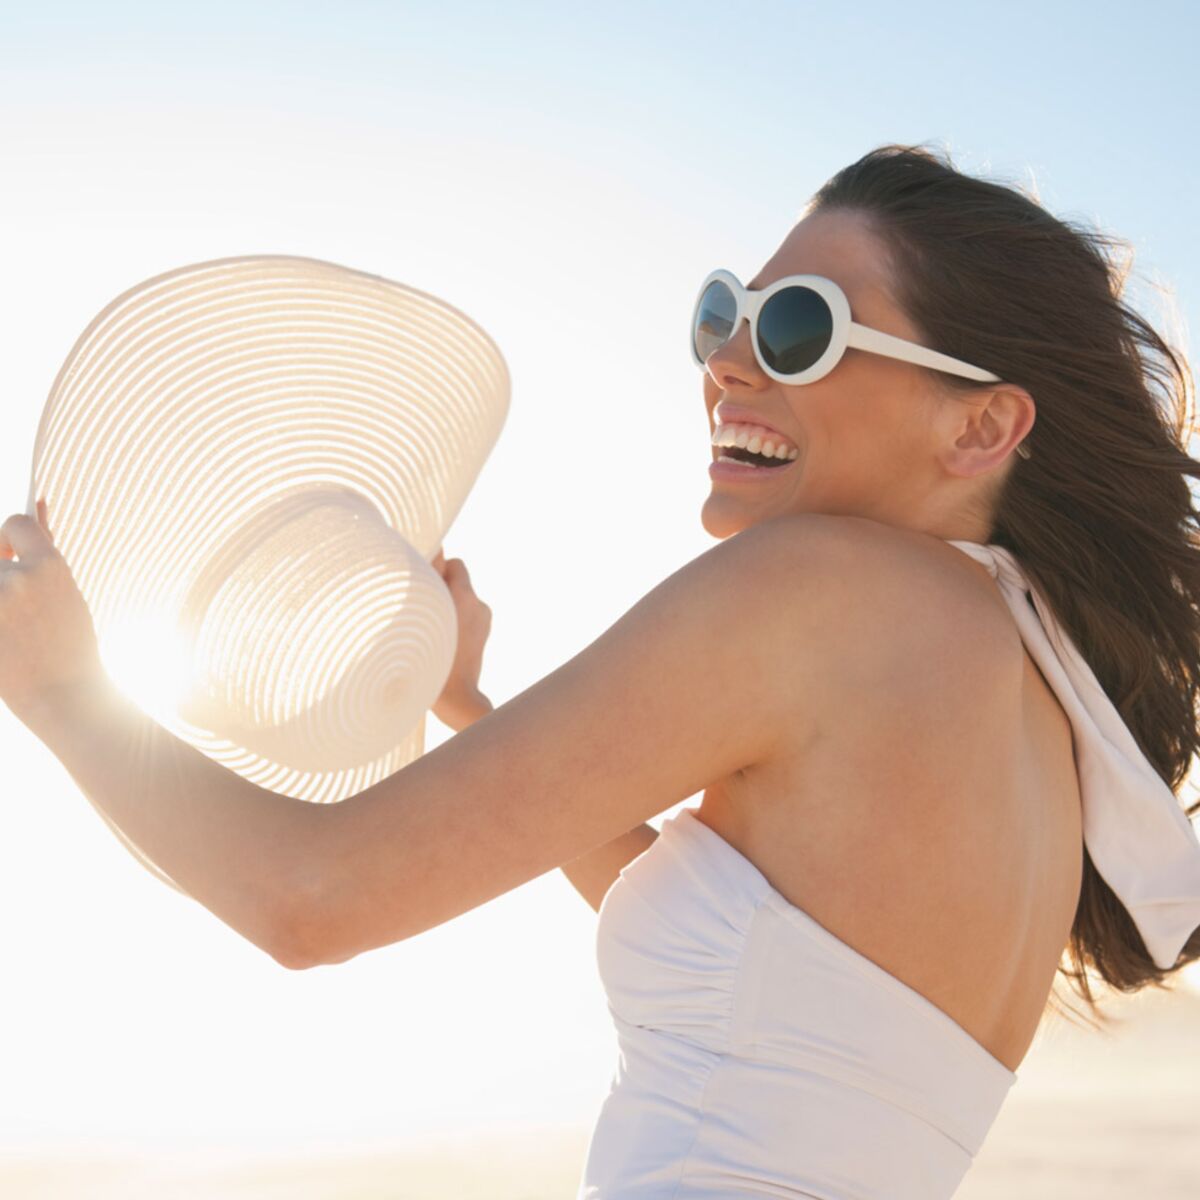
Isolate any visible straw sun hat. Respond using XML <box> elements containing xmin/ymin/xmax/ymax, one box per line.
<box><xmin>25</xmin><ymin>255</ymin><xmax>510</xmax><ymax>892</ymax></box>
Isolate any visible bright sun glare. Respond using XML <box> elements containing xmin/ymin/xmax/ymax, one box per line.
<box><xmin>97</xmin><ymin>611</ymin><xmax>197</xmax><ymax>724</ymax></box>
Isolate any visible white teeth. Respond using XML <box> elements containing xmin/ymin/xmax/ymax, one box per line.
<box><xmin>716</xmin><ymin>453</ymin><xmax>761</xmax><ymax>468</ymax></box>
<box><xmin>710</xmin><ymin>424</ymin><xmax>796</xmax><ymax>456</ymax></box>
<box><xmin>711</xmin><ymin>422</ymin><xmax>798</xmax><ymax>457</ymax></box>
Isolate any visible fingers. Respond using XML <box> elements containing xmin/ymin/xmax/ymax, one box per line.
<box><xmin>37</xmin><ymin>498</ymin><xmax>53</xmax><ymax>543</ymax></box>
<box><xmin>1</xmin><ymin>515</ymin><xmax>47</xmax><ymax>563</ymax></box>
<box><xmin>432</xmin><ymin>549</ymin><xmax>467</xmax><ymax>582</ymax></box>
<box><xmin>0</xmin><ymin>501</ymin><xmax>55</xmax><ymax>566</ymax></box>
<box><xmin>431</xmin><ymin>550</ymin><xmax>487</xmax><ymax>614</ymax></box>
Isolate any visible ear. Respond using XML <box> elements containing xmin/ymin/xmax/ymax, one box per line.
<box><xmin>940</xmin><ymin>382</ymin><xmax>1035</xmax><ymax>476</ymax></box>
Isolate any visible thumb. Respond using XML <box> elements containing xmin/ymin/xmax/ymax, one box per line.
<box><xmin>1</xmin><ymin>506</ymin><xmax>57</xmax><ymax>563</ymax></box>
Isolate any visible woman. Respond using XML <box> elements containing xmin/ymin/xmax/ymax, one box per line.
<box><xmin>2</xmin><ymin>143</ymin><xmax>1199</xmax><ymax>1199</ymax></box>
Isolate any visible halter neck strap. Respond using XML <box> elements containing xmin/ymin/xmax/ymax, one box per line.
<box><xmin>943</xmin><ymin>538</ymin><xmax>1200</xmax><ymax>970</ymax></box>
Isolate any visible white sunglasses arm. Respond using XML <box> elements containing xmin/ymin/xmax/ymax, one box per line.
<box><xmin>847</xmin><ymin>321</ymin><xmax>1002</xmax><ymax>383</ymax></box>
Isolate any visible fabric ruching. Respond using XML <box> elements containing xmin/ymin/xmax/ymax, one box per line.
<box><xmin>579</xmin><ymin>807</ymin><xmax>1018</xmax><ymax>1200</ymax></box>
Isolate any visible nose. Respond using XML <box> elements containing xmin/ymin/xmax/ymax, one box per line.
<box><xmin>704</xmin><ymin>317</ymin><xmax>766</xmax><ymax>391</ymax></box>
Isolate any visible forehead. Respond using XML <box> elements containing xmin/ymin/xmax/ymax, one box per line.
<box><xmin>747</xmin><ymin>208</ymin><xmax>897</xmax><ymax>311</ymax></box>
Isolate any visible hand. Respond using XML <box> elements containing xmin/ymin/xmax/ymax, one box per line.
<box><xmin>430</xmin><ymin>547</ymin><xmax>493</xmax><ymax>728</ymax></box>
<box><xmin>0</xmin><ymin>499</ymin><xmax>106</xmax><ymax>728</ymax></box>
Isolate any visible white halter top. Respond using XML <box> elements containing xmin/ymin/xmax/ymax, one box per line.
<box><xmin>577</xmin><ymin>536</ymin><xmax>1200</xmax><ymax>1199</ymax></box>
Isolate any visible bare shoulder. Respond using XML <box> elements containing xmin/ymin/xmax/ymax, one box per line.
<box><xmin>716</xmin><ymin>512</ymin><xmax>1040</xmax><ymax>899</ymax></box>
<box><xmin>703</xmin><ymin>511</ymin><xmax>1034</xmax><ymax>875</ymax></box>
<box><xmin>743</xmin><ymin>512</ymin><xmax>1024</xmax><ymax>690</ymax></box>
<box><xmin>712</xmin><ymin>517</ymin><xmax>1066</xmax><ymax>1072</ymax></box>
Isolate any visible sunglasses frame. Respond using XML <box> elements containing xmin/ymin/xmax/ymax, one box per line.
<box><xmin>690</xmin><ymin>268</ymin><xmax>1003</xmax><ymax>387</ymax></box>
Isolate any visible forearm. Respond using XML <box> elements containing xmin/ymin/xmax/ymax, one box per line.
<box><xmin>21</xmin><ymin>670</ymin><xmax>322</xmax><ymax>964</ymax></box>
<box><xmin>560</xmin><ymin>823</ymin><xmax>659</xmax><ymax>912</ymax></box>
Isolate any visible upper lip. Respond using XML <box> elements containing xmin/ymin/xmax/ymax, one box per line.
<box><xmin>711</xmin><ymin>403</ymin><xmax>798</xmax><ymax>449</ymax></box>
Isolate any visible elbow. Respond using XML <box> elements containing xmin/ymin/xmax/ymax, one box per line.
<box><xmin>269</xmin><ymin>873</ymin><xmax>342</xmax><ymax>971</ymax></box>
<box><xmin>271</xmin><ymin>942</ymin><xmax>319</xmax><ymax>971</ymax></box>
<box><xmin>271</xmin><ymin>932</ymin><xmax>359</xmax><ymax>970</ymax></box>
<box><xmin>269</xmin><ymin>913</ymin><xmax>325</xmax><ymax>971</ymax></box>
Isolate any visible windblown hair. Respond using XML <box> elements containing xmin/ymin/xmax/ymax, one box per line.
<box><xmin>808</xmin><ymin>142</ymin><xmax>1200</xmax><ymax>1027</ymax></box>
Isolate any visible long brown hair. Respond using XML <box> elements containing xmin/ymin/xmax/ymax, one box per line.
<box><xmin>807</xmin><ymin>142</ymin><xmax>1200</xmax><ymax>1027</ymax></box>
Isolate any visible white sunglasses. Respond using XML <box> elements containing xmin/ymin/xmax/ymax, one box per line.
<box><xmin>690</xmin><ymin>268</ymin><xmax>1003</xmax><ymax>387</ymax></box>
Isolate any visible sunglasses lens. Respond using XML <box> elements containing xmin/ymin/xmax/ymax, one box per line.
<box><xmin>693</xmin><ymin>279</ymin><xmax>737</xmax><ymax>362</ymax></box>
<box><xmin>758</xmin><ymin>286</ymin><xmax>832</xmax><ymax>375</ymax></box>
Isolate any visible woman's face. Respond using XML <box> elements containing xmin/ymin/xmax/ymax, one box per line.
<box><xmin>699</xmin><ymin>207</ymin><xmax>1014</xmax><ymax>542</ymax></box>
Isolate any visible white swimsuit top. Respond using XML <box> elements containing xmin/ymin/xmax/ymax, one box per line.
<box><xmin>578</xmin><ymin>537</ymin><xmax>1037</xmax><ymax>1200</ymax></box>
<box><xmin>577</xmin><ymin>533</ymin><xmax>1200</xmax><ymax>1197</ymax></box>
<box><xmin>580</xmin><ymin>806</ymin><xmax>1017</xmax><ymax>1200</ymax></box>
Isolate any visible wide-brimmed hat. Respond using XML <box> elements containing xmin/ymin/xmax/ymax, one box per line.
<box><xmin>26</xmin><ymin>254</ymin><xmax>509</xmax><ymax>892</ymax></box>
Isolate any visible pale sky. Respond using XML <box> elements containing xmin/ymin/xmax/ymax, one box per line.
<box><xmin>2</xmin><ymin>0</ymin><xmax>1197</xmax><ymax>1157</ymax></box>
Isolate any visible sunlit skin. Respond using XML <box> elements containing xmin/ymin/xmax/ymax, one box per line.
<box><xmin>699</xmin><ymin>207</ymin><xmax>1037</xmax><ymax>553</ymax></box>
<box><xmin>0</xmin><ymin>207</ymin><xmax>1080</xmax><ymax>1081</ymax></box>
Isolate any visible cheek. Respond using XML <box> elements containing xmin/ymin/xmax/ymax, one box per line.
<box><xmin>794</xmin><ymin>392</ymin><xmax>875</xmax><ymax>459</ymax></box>
<box><xmin>803</xmin><ymin>394</ymin><xmax>912</xmax><ymax>483</ymax></box>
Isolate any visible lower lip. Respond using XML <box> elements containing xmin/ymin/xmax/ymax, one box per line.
<box><xmin>708</xmin><ymin>455</ymin><xmax>797</xmax><ymax>482</ymax></box>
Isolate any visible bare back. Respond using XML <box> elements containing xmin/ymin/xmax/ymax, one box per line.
<box><xmin>696</xmin><ymin>536</ymin><xmax>1083</xmax><ymax>1074</ymax></box>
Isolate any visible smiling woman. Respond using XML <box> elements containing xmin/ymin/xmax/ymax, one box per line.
<box><xmin>5</xmin><ymin>139</ymin><xmax>1200</xmax><ymax>1200</ymax></box>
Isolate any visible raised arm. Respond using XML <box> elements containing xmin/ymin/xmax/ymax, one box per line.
<box><xmin>301</xmin><ymin>513</ymin><xmax>862</xmax><ymax>968</ymax></box>
<box><xmin>4</xmin><ymin>506</ymin><xmax>903</xmax><ymax>975</ymax></box>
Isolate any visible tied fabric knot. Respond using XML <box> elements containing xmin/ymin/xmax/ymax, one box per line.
<box><xmin>946</xmin><ymin>539</ymin><xmax>1200</xmax><ymax>970</ymax></box>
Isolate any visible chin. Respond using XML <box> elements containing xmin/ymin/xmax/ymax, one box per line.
<box><xmin>699</xmin><ymin>498</ymin><xmax>757</xmax><ymax>541</ymax></box>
